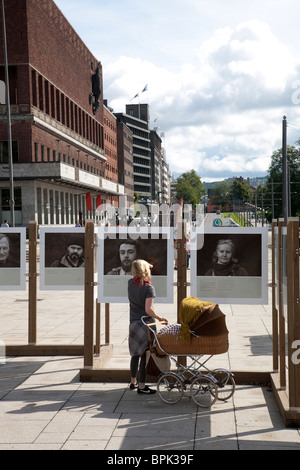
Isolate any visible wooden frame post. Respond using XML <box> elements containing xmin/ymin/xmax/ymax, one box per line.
<box><xmin>83</xmin><ymin>220</ymin><xmax>95</xmax><ymax>368</ymax></box>
<box><xmin>105</xmin><ymin>303</ymin><xmax>110</xmax><ymax>345</ymax></box>
<box><xmin>272</xmin><ymin>220</ymin><xmax>278</xmax><ymax>371</ymax></box>
<box><xmin>278</xmin><ymin>218</ymin><xmax>286</xmax><ymax>388</ymax></box>
<box><xmin>177</xmin><ymin>221</ymin><xmax>187</xmax><ymax>318</ymax></box>
<box><xmin>177</xmin><ymin>221</ymin><xmax>187</xmax><ymax>366</ymax></box>
<box><xmin>28</xmin><ymin>221</ymin><xmax>37</xmax><ymax>345</ymax></box>
<box><xmin>287</xmin><ymin>217</ymin><xmax>300</xmax><ymax>408</ymax></box>
<box><xmin>95</xmin><ymin>300</ymin><xmax>101</xmax><ymax>355</ymax></box>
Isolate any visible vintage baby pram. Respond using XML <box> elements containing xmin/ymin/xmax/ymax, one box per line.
<box><xmin>142</xmin><ymin>297</ymin><xmax>235</xmax><ymax>408</ymax></box>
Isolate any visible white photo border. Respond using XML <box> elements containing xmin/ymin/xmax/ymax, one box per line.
<box><xmin>96</xmin><ymin>226</ymin><xmax>174</xmax><ymax>303</ymax></box>
<box><xmin>190</xmin><ymin>227</ymin><xmax>269</xmax><ymax>304</ymax></box>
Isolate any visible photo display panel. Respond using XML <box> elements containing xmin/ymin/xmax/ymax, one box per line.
<box><xmin>97</xmin><ymin>226</ymin><xmax>174</xmax><ymax>303</ymax></box>
<box><xmin>191</xmin><ymin>227</ymin><xmax>268</xmax><ymax>304</ymax></box>
<box><xmin>40</xmin><ymin>227</ymin><xmax>85</xmax><ymax>290</ymax></box>
<box><xmin>0</xmin><ymin>227</ymin><xmax>26</xmax><ymax>290</ymax></box>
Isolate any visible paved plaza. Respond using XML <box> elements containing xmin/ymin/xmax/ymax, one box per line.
<box><xmin>0</xmin><ymin>232</ymin><xmax>299</xmax><ymax>451</ymax></box>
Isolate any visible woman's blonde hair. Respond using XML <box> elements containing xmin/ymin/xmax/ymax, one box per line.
<box><xmin>131</xmin><ymin>259</ymin><xmax>152</xmax><ymax>285</ymax></box>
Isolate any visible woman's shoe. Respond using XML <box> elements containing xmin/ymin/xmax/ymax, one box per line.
<box><xmin>137</xmin><ymin>385</ymin><xmax>156</xmax><ymax>394</ymax></box>
<box><xmin>129</xmin><ymin>382</ymin><xmax>138</xmax><ymax>389</ymax></box>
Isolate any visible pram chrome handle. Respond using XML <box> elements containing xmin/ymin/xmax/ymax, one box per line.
<box><xmin>141</xmin><ymin>316</ymin><xmax>167</xmax><ymax>327</ymax></box>
<box><xmin>147</xmin><ymin>321</ymin><xmax>168</xmax><ymax>327</ymax></box>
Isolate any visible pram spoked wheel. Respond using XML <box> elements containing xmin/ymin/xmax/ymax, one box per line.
<box><xmin>209</xmin><ymin>369</ymin><xmax>235</xmax><ymax>401</ymax></box>
<box><xmin>190</xmin><ymin>375</ymin><xmax>218</xmax><ymax>408</ymax></box>
<box><xmin>157</xmin><ymin>372</ymin><xmax>184</xmax><ymax>404</ymax></box>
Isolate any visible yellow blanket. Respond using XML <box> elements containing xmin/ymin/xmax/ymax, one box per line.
<box><xmin>179</xmin><ymin>297</ymin><xmax>215</xmax><ymax>343</ymax></box>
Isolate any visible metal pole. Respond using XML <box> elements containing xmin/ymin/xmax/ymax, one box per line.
<box><xmin>1</xmin><ymin>0</ymin><xmax>14</xmax><ymax>226</ymax></box>
<box><xmin>255</xmin><ymin>189</ymin><xmax>257</xmax><ymax>226</ymax></box>
<box><xmin>271</xmin><ymin>179</ymin><xmax>274</xmax><ymax>220</ymax></box>
<box><xmin>261</xmin><ymin>188</ymin><xmax>264</xmax><ymax>227</ymax></box>
<box><xmin>282</xmin><ymin>116</ymin><xmax>288</xmax><ymax>225</ymax></box>
<box><xmin>288</xmin><ymin>166</ymin><xmax>291</xmax><ymax>217</ymax></box>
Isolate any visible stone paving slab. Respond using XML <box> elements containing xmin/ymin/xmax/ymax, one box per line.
<box><xmin>0</xmin><ymin>235</ymin><xmax>299</xmax><ymax>451</ymax></box>
<box><xmin>0</xmin><ymin>354</ymin><xmax>299</xmax><ymax>451</ymax></box>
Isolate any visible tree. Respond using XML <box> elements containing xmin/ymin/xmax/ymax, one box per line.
<box><xmin>209</xmin><ymin>181</ymin><xmax>232</xmax><ymax>207</ymax></box>
<box><xmin>175</xmin><ymin>169</ymin><xmax>206</xmax><ymax>206</ymax></box>
<box><xmin>264</xmin><ymin>144</ymin><xmax>300</xmax><ymax>219</ymax></box>
<box><xmin>231</xmin><ymin>180</ymin><xmax>251</xmax><ymax>202</ymax></box>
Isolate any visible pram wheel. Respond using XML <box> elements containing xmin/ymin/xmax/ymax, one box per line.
<box><xmin>190</xmin><ymin>375</ymin><xmax>218</xmax><ymax>408</ymax></box>
<box><xmin>210</xmin><ymin>369</ymin><xmax>236</xmax><ymax>401</ymax></box>
<box><xmin>157</xmin><ymin>372</ymin><xmax>184</xmax><ymax>404</ymax></box>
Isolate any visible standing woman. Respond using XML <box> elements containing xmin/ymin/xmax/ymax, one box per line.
<box><xmin>128</xmin><ymin>259</ymin><xmax>168</xmax><ymax>394</ymax></box>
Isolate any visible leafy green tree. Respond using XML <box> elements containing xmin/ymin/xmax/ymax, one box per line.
<box><xmin>175</xmin><ymin>169</ymin><xmax>206</xmax><ymax>206</ymax></box>
<box><xmin>264</xmin><ymin>144</ymin><xmax>300</xmax><ymax>220</ymax></box>
<box><xmin>209</xmin><ymin>181</ymin><xmax>232</xmax><ymax>208</ymax></box>
<box><xmin>231</xmin><ymin>180</ymin><xmax>251</xmax><ymax>202</ymax></box>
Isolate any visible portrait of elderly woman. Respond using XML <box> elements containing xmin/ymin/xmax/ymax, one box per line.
<box><xmin>0</xmin><ymin>233</ymin><xmax>21</xmax><ymax>268</ymax></box>
<box><xmin>197</xmin><ymin>233</ymin><xmax>262</xmax><ymax>277</ymax></box>
<box><xmin>205</xmin><ymin>239</ymin><xmax>248</xmax><ymax>276</ymax></box>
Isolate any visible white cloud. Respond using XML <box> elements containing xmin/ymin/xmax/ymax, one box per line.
<box><xmin>55</xmin><ymin>1</ymin><xmax>300</xmax><ymax>181</ymax></box>
<box><xmin>226</xmin><ymin>21</ymin><xmax>298</xmax><ymax>91</ymax></box>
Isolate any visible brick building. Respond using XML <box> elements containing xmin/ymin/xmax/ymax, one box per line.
<box><xmin>103</xmin><ymin>101</ymin><xmax>120</xmax><ymax>208</ymax></box>
<box><xmin>0</xmin><ymin>0</ymin><xmax>124</xmax><ymax>226</ymax></box>
<box><xmin>116</xmin><ymin>119</ymin><xmax>134</xmax><ymax>206</ymax></box>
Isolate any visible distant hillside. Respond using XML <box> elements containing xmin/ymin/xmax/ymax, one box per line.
<box><xmin>203</xmin><ymin>176</ymin><xmax>268</xmax><ymax>191</ymax></box>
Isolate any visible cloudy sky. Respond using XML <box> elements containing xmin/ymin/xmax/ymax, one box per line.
<box><xmin>55</xmin><ymin>0</ymin><xmax>300</xmax><ymax>181</ymax></box>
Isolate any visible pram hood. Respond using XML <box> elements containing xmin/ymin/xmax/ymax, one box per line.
<box><xmin>179</xmin><ymin>297</ymin><xmax>228</xmax><ymax>343</ymax></box>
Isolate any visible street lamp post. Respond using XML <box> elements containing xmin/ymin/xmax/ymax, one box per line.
<box><xmin>1</xmin><ymin>0</ymin><xmax>14</xmax><ymax>226</ymax></box>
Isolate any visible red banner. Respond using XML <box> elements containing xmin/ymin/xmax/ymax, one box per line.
<box><xmin>97</xmin><ymin>194</ymin><xmax>102</xmax><ymax>210</ymax></box>
<box><xmin>86</xmin><ymin>192</ymin><xmax>92</xmax><ymax>211</ymax></box>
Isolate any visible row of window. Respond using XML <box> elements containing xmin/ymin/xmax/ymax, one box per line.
<box><xmin>104</xmin><ymin>131</ymin><xmax>117</xmax><ymax>147</ymax></box>
<box><xmin>0</xmin><ymin>141</ymin><xmax>19</xmax><ymax>163</ymax></box>
<box><xmin>135</xmin><ymin>175</ymin><xmax>150</xmax><ymax>184</ymax></box>
<box><xmin>31</xmin><ymin>69</ymin><xmax>104</xmax><ymax>149</ymax></box>
<box><xmin>104</xmin><ymin>117</ymin><xmax>116</xmax><ymax>133</ymax></box>
<box><xmin>1</xmin><ymin>187</ymin><xmax>22</xmax><ymax>211</ymax></box>
<box><xmin>32</xmin><ymin>141</ymin><xmax>121</xmax><ymax>181</ymax></box>
<box><xmin>134</xmin><ymin>185</ymin><xmax>151</xmax><ymax>194</ymax></box>
<box><xmin>33</xmin><ymin>142</ymin><xmax>105</xmax><ymax>177</ymax></box>
<box><xmin>134</xmin><ymin>165</ymin><xmax>150</xmax><ymax>175</ymax></box>
<box><xmin>134</xmin><ymin>156</ymin><xmax>151</xmax><ymax>166</ymax></box>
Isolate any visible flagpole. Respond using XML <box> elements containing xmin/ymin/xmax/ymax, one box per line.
<box><xmin>1</xmin><ymin>0</ymin><xmax>14</xmax><ymax>226</ymax></box>
<box><xmin>142</xmin><ymin>84</ymin><xmax>148</xmax><ymax>105</ymax></box>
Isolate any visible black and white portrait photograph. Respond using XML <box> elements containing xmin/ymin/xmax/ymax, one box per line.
<box><xmin>0</xmin><ymin>228</ymin><xmax>26</xmax><ymax>290</ymax></box>
<box><xmin>197</xmin><ymin>233</ymin><xmax>262</xmax><ymax>277</ymax></box>
<box><xmin>0</xmin><ymin>232</ymin><xmax>21</xmax><ymax>268</ymax></box>
<box><xmin>44</xmin><ymin>232</ymin><xmax>85</xmax><ymax>268</ymax></box>
<box><xmin>191</xmin><ymin>227</ymin><xmax>268</xmax><ymax>304</ymax></box>
<box><xmin>104</xmin><ymin>236</ymin><xmax>168</xmax><ymax>277</ymax></box>
<box><xmin>97</xmin><ymin>227</ymin><xmax>173</xmax><ymax>303</ymax></box>
<box><xmin>40</xmin><ymin>227</ymin><xmax>85</xmax><ymax>290</ymax></box>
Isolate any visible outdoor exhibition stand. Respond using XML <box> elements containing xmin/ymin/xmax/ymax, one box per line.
<box><xmin>80</xmin><ymin>220</ymin><xmax>188</xmax><ymax>380</ymax></box>
<box><xmin>6</xmin><ymin>220</ymin><xmax>108</xmax><ymax>359</ymax></box>
<box><xmin>270</xmin><ymin>218</ymin><xmax>300</xmax><ymax>426</ymax></box>
<box><xmin>4</xmin><ymin>219</ymin><xmax>300</xmax><ymax>426</ymax></box>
